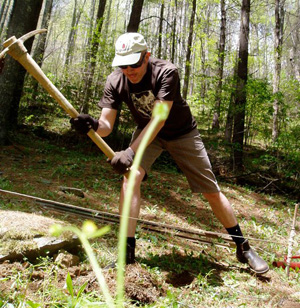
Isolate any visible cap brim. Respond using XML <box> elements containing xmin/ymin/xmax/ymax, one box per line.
<box><xmin>112</xmin><ymin>52</ymin><xmax>141</xmax><ymax>67</ymax></box>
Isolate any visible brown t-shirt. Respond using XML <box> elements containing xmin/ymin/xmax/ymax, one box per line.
<box><xmin>99</xmin><ymin>57</ymin><xmax>197</xmax><ymax>140</ymax></box>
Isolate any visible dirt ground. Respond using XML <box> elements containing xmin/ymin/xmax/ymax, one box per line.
<box><xmin>0</xmin><ymin>260</ymin><xmax>164</xmax><ymax>304</ymax></box>
<box><xmin>0</xmin><ymin>134</ymin><xmax>300</xmax><ymax>307</ymax></box>
<box><xmin>0</xmin><ymin>209</ymin><xmax>163</xmax><ymax>304</ymax></box>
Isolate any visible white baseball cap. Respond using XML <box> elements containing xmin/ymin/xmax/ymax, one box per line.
<box><xmin>112</xmin><ymin>33</ymin><xmax>148</xmax><ymax>67</ymax></box>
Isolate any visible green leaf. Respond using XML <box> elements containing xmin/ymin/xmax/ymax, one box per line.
<box><xmin>49</xmin><ymin>224</ymin><xmax>63</xmax><ymax>237</ymax></box>
<box><xmin>76</xmin><ymin>281</ymin><xmax>88</xmax><ymax>299</ymax></box>
<box><xmin>26</xmin><ymin>300</ymin><xmax>41</xmax><ymax>308</ymax></box>
<box><xmin>66</xmin><ymin>272</ymin><xmax>74</xmax><ymax>297</ymax></box>
<box><xmin>87</xmin><ymin>225</ymin><xmax>110</xmax><ymax>239</ymax></box>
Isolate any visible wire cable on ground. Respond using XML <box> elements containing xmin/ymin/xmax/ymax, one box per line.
<box><xmin>0</xmin><ymin>189</ymin><xmax>290</xmax><ymax>247</ymax></box>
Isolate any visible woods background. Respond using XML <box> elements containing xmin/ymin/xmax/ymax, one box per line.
<box><xmin>0</xmin><ymin>0</ymin><xmax>299</xmax><ymax>190</ymax></box>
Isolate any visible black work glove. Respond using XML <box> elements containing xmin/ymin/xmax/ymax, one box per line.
<box><xmin>70</xmin><ymin>114</ymin><xmax>99</xmax><ymax>134</ymax></box>
<box><xmin>110</xmin><ymin>147</ymin><xmax>135</xmax><ymax>174</ymax></box>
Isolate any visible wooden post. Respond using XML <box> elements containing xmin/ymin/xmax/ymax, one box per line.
<box><xmin>286</xmin><ymin>203</ymin><xmax>299</xmax><ymax>278</ymax></box>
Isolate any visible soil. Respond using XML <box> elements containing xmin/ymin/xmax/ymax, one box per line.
<box><xmin>0</xmin><ymin>260</ymin><xmax>164</xmax><ymax>305</ymax></box>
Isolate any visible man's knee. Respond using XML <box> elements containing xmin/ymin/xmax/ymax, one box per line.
<box><xmin>202</xmin><ymin>191</ymin><xmax>222</xmax><ymax>202</ymax></box>
<box><xmin>122</xmin><ymin>167</ymin><xmax>146</xmax><ymax>187</ymax></box>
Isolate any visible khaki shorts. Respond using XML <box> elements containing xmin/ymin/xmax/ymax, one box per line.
<box><xmin>130</xmin><ymin>128</ymin><xmax>220</xmax><ymax>193</ymax></box>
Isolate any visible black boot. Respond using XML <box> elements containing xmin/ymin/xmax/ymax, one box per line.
<box><xmin>104</xmin><ymin>238</ymin><xmax>135</xmax><ymax>269</ymax></box>
<box><xmin>126</xmin><ymin>243</ymin><xmax>135</xmax><ymax>264</ymax></box>
<box><xmin>126</xmin><ymin>237</ymin><xmax>136</xmax><ymax>264</ymax></box>
<box><xmin>236</xmin><ymin>239</ymin><xmax>269</xmax><ymax>274</ymax></box>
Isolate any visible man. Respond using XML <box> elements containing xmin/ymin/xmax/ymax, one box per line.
<box><xmin>71</xmin><ymin>32</ymin><xmax>269</xmax><ymax>274</ymax></box>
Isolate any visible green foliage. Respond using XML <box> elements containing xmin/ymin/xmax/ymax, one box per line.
<box><xmin>245</xmin><ymin>77</ymin><xmax>273</xmax><ymax>144</ymax></box>
<box><xmin>65</xmin><ymin>272</ymin><xmax>88</xmax><ymax>307</ymax></box>
<box><xmin>0</xmin><ymin>177</ymin><xmax>13</xmax><ymax>191</ymax></box>
<box><xmin>26</xmin><ymin>300</ymin><xmax>42</xmax><ymax>308</ymax></box>
<box><xmin>50</xmin><ymin>221</ymin><xmax>114</xmax><ymax>307</ymax></box>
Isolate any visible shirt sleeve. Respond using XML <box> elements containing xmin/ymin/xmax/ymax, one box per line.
<box><xmin>98</xmin><ymin>73</ymin><xmax>122</xmax><ymax>110</ymax></box>
<box><xmin>155</xmin><ymin>66</ymin><xmax>180</xmax><ymax>102</ymax></box>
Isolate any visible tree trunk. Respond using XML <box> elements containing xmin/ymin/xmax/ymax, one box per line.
<box><xmin>272</xmin><ymin>0</ymin><xmax>285</xmax><ymax>141</ymax></box>
<box><xmin>224</xmin><ymin>93</ymin><xmax>235</xmax><ymax>142</ymax></box>
<box><xmin>0</xmin><ymin>0</ymin><xmax>9</xmax><ymax>31</ymax></box>
<box><xmin>81</xmin><ymin>0</ymin><xmax>107</xmax><ymax>114</ymax></box>
<box><xmin>157</xmin><ymin>1</ymin><xmax>165</xmax><ymax>59</ymax></box>
<box><xmin>103</xmin><ymin>0</ymin><xmax>113</xmax><ymax>41</ymax></box>
<box><xmin>0</xmin><ymin>0</ymin><xmax>43</xmax><ymax>145</ymax></box>
<box><xmin>290</xmin><ymin>0</ymin><xmax>299</xmax><ymax>81</ymax></box>
<box><xmin>65</xmin><ymin>0</ymin><xmax>78</xmax><ymax>67</ymax></box>
<box><xmin>224</xmin><ymin>52</ymin><xmax>238</xmax><ymax>143</ymax></box>
<box><xmin>290</xmin><ymin>32</ymin><xmax>300</xmax><ymax>82</ymax></box>
<box><xmin>84</xmin><ymin>0</ymin><xmax>96</xmax><ymax>59</ymax></box>
<box><xmin>127</xmin><ymin>0</ymin><xmax>144</xmax><ymax>32</ymax></box>
<box><xmin>182</xmin><ymin>0</ymin><xmax>196</xmax><ymax>100</ymax></box>
<box><xmin>171</xmin><ymin>0</ymin><xmax>178</xmax><ymax>63</ymax></box>
<box><xmin>65</xmin><ymin>0</ymin><xmax>87</xmax><ymax>67</ymax></box>
<box><xmin>212</xmin><ymin>0</ymin><xmax>226</xmax><ymax>130</ymax></box>
<box><xmin>0</xmin><ymin>0</ymin><xmax>12</xmax><ymax>41</ymax></box>
<box><xmin>0</xmin><ymin>0</ymin><xmax>7</xmax><ymax>18</ymax></box>
<box><xmin>30</xmin><ymin>0</ymin><xmax>54</xmax><ymax>101</ymax></box>
<box><xmin>232</xmin><ymin>0</ymin><xmax>251</xmax><ymax>169</ymax></box>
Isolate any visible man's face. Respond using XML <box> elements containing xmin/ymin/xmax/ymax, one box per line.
<box><xmin>120</xmin><ymin>52</ymin><xmax>150</xmax><ymax>84</ymax></box>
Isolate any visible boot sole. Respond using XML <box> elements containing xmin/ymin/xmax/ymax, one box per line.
<box><xmin>249</xmin><ymin>265</ymin><xmax>270</xmax><ymax>275</ymax></box>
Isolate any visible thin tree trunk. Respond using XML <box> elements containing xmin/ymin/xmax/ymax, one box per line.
<box><xmin>290</xmin><ymin>18</ymin><xmax>300</xmax><ymax>82</ymax></box>
<box><xmin>182</xmin><ymin>0</ymin><xmax>196</xmax><ymax>100</ymax></box>
<box><xmin>272</xmin><ymin>0</ymin><xmax>285</xmax><ymax>141</ymax></box>
<box><xmin>224</xmin><ymin>52</ymin><xmax>238</xmax><ymax>143</ymax></box>
<box><xmin>127</xmin><ymin>0</ymin><xmax>144</xmax><ymax>32</ymax></box>
<box><xmin>0</xmin><ymin>0</ymin><xmax>43</xmax><ymax>145</ymax></box>
<box><xmin>224</xmin><ymin>93</ymin><xmax>235</xmax><ymax>142</ymax></box>
<box><xmin>103</xmin><ymin>0</ymin><xmax>112</xmax><ymax>42</ymax></box>
<box><xmin>65</xmin><ymin>0</ymin><xmax>87</xmax><ymax>67</ymax></box>
<box><xmin>84</xmin><ymin>0</ymin><xmax>97</xmax><ymax>61</ymax></box>
<box><xmin>0</xmin><ymin>0</ymin><xmax>9</xmax><ymax>30</ymax></box>
<box><xmin>30</xmin><ymin>0</ymin><xmax>54</xmax><ymax>99</ymax></box>
<box><xmin>232</xmin><ymin>0</ymin><xmax>251</xmax><ymax>169</ymax></box>
<box><xmin>171</xmin><ymin>0</ymin><xmax>177</xmax><ymax>63</ymax></box>
<box><xmin>212</xmin><ymin>0</ymin><xmax>226</xmax><ymax>130</ymax></box>
<box><xmin>0</xmin><ymin>0</ymin><xmax>7</xmax><ymax>18</ymax></box>
<box><xmin>157</xmin><ymin>1</ymin><xmax>165</xmax><ymax>59</ymax></box>
<box><xmin>0</xmin><ymin>0</ymin><xmax>12</xmax><ymax>41</ymax></box>
<box><xmin>291</xmin><ymin>0</ymin><xmax>300</xmax><ymax>81</ymax></box>
<box><xmin>81</xmin><ymin>0</ymin><xmax>107</xmax><ymax>114</ymax></box>
<box><xmin>65</xmin><ymin>0</ymin><xmax>78</xmax><ymax>67</ymax></box>
<box><xmin>31</xmin><ymin>0</ymin><xmax>53</xmax><ymax>64</ymax></box>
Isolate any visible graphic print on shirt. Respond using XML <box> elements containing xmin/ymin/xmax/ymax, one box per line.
<box><xmin>130</xmin><ymin>90</ymin><xmax>156</xmax><ymax>118</ymax></box>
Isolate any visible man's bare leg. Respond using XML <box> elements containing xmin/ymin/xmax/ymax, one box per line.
<box><xmin>119</xmin><ymin>167</ymin><xmax>146</xmax><ymax>236</ymax></box>
<box><xmin>202</xmin><ymin>191</ymin><xmax>269</xmax><ymax>274</ymax></box>
<box><xmin>118</xmin><ymin>167</ymin><xmax>145</xmax><ymax>264</ymax></box>
<box><xmin>202</xmin><ymin>191</ymin><xmax>237</xmax><ymax>228</ymax></box>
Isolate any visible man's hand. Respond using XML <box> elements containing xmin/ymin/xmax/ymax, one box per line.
<box><xmin>70</xmin><ymin>114</ymin><xmax>99</xmax><ymax>134</ymax></box>
<box><xmin>110</xmin><ymin>147</ymin><xmax>135</xmax><ymax>174</ymax></box>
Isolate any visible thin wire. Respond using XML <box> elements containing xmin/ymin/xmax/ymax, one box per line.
<box><xmin>0</xmin><ymin>189</ymin><xmax>296</xmax><ymax>246</ymax></box>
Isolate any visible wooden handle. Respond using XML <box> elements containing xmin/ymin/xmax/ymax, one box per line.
<box><xmin>3</xmin><ymin>35</ymin><xmax>115</xmax><ymax>160</ymax></box>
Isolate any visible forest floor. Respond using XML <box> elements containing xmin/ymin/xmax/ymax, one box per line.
<box><xmin>0</xmin><ymin>125</ymin><xmax>300</xmax><ymax>307</ymax></box>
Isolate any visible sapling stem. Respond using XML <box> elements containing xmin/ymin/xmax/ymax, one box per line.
<box><xmin>116</xmin><ymin>102</ymin><xmax>170</xmax><ymax>306</ymax></box>
<box><xmin>50</xmin><ymin>223</ymin><xmax>115</xmax><ymax>307</ymax></box>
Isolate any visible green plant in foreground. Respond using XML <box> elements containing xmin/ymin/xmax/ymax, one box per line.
<box><xmin>65</xmin><ymin>272</ymin><xmax>88</xmax><ymax>307</ymax></box>
<box><xmin>115</xmin><ymin>102</ymin><xmax>170</xmax><ymax>306</ymax></box>
<box><xmin>50</xmin><ymin>102</ymin><xmax>170</xmax><ymax>307</ymax></box>
<box><xmin>50</xmin><ymin>103</ymin><xmax>169</xmax><ymax>307</ymax></box>
<box><xmin>50</xmin><ymin>221</ymin><xmax>113</xmax><ymax>307</ymax></box>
